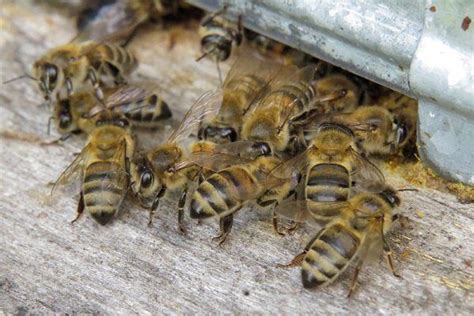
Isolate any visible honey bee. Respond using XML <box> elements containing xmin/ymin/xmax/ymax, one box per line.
<box><xmin>269</xmin><ymin>122</ymin><xmax>385</xmax><ymax>233</ymax></box>
<box><xmin>198</xmin><ymin>54</ymin><xmax>280</xmax><ymax>144</ymax></box>
<box><xmin>76</xmin><ymin>0</ymin><xmax>181</xmax><ymax>42</ymax></box>
<box><xmin>241</xmin><ymin>63</ymin><xmax>343</xmax><ymax>153</ymax></box>
<box><xmin>277</xmin><ymin>186</ymin><xmax>401</xmax><ymax>297</ymax></box>
<box><xmin>51</xmin><ymin>110</ymin><xmax>135</xmax><ymax>225</ymax></box>
<box><xmin>129</xmin><ymin>91</ymin><xmax>226</xmax><ymax>231</ymax></box>
<box><xmin>304</xmin><ymin>106</ymin><xmax>409</xmax><ymax>156</ymax></box>
<box><xmin>32</xmin><ymin>40</ymin><xmax>137</xmax><ymax>102</ymax></box>
<box><xmin>52</xmin><ymin>84</ymin><xmax>171</xmax><ymax>136</ymax></box>
<box><xmin>379</xmin><ymin>91</ymin><xmax>418</xmax><ymax>156</ymax></box>
<box><xmin>197</xmin><ymin>7</ymin><xmax>242</xmax><ymax>82</ymax></box>
<box><xmin>189</xmin><ymin>154</ymin><xmax>296</xmax><ymax>244</ymax></box>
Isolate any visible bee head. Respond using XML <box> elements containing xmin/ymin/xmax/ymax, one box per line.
<box><xmin>130</xmin><ymin>155</ymin><xmax>162</xmax><ymax>201</ymax></box>
<box><xmin>394</xmin><ymin>117</ymin><xmax>409</xmax><ymax>147</ymax></box>
<box><xmin>378</xmin><ymin>187</ymin><xmax>401</xmax><ymax>207</ymax></box>
<box><xmin>201</xmin><ymin>35</ymin><xmax>232</xmax><ymax>62</ymax></box>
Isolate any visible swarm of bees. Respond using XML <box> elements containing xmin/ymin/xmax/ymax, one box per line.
<box><xmin>8</xmin><ymin>1</ymin><xmax>420</xmax><ymax>297</ymax></box>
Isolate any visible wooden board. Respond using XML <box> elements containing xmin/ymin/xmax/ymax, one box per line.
<box><xmin>0</xmin><ymin>2</ymin><xmax>473</xmax><ymax>314</ymax></box>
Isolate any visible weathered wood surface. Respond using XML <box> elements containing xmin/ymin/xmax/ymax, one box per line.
<box><xmin>0</xmin><ymin>2</ymin><xmax>473</xmax><ymax>314</ymax></box>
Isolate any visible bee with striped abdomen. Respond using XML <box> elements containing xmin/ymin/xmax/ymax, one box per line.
<box><xmin>129</xmin><ymin>91</ymin><xmax>227</xmax><ymax>232</ymax></box>
<box><xmin>277</xmin><ymin>186</ymin><xmax>401</xmax><ymax>297</ymax></box>
<box><xmin>189</xmin><ymin>154</ymin><xmax>297</xmax><ymax>244</ymax></box>
<box><xmin>32</xmin><ymin>40</ymin><xmax>137</xmax><ymax>102</ymax></box>
<box><xmin>51</xmin><ymin>110</ymin><xmax>135</xmax><ymax>225</ymax></box>
<box><xmin>269</xmin><ymin>122</ymin><xmax>385</xmax><ymax>233</ymax></box>
<box><xmin>198</xmin><ymin>54</ymin><xmax>280</xmax><ymax>144</ymax></box>
<box><xmin>52</xmin><ymin>83</ymin><xmax>171</xmax><ymax>137</ymax></box>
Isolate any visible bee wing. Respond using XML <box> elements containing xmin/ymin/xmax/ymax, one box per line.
<box><xmin>174</xmin><ymin>141</ymin><xmax>261</xmax><ymax>172</ymax></box>
<box><xmin>265</xmin><ymin>150</ymin><xmax>308</xmax><ymax>186</ymax></box>
<box><xmin>223</xmin><ymin>53</ymin><xmax>281</xmax><ymax>89</ymax></box>
<box><xmin>273</xmin><ymin>199</ymin><xmax>348</xmax><ymax>229</ymax></box>
<box><xmin>174</xmin><ymin>151</ymin><xmax>252</xmax><ymax>173</ymax></box>
<box><xmin>253</xmin><ymin>64</ymin><xmax>316</xmax><ymax>125</ymax></box>
<box><xmin>273</xmin><ymin>199</ymin><xmax>313</xmax><ymax>223</ymax></box>
<box><xmin>73</xmin><ymin>0</ymin><xmax>145</xmax><ymax>43</ymax></box>
<box><xmin>167</xmin><ymin>91</ymin><xmax>223</xmax><ymax>144</ymax></box>
<box><xmin>350</xmin><ymin>149</ymin><xmax>386</xmax><ymax>187</ymax></box>
<box><xmin>51</xmin><ymin>146</ymin><xmax>88</xmax><ymax>196</ymax></box>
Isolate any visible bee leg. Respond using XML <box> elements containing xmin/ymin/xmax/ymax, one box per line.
<box><xmin>212</xmin><ymin>214</ymin><xmax>234</xmax><ymax>246</ymax></box>
<box><xmin>383</xmin><ymin>236</ymin><xmax>401</xmax><ymax>278</ymax></box>
<box><xmin>71</xmin><ymin>191</ymin><xmax>85</xmax><ymax>224</ymax></box>
<box><xmin>276</xmin><ymin>252</ymin><xmax>306</xmax><ymax>268</ymax></box>
<box><xmin>272</xmin><ymin>209</ymin><xmax>286</xmax><ymax>236</ymax></box>
<box><xmin>40</xmin><ymin>133</ymin><xmax>71</xmax><ymax>146</ymax></box>
<box><xmin>87</xmin><ymin>68</ymin><xmax>104</xmax><ymax>101</ymax></box>
<box><xmin>277</xmin><ymin>228</ymin><xmax>324</xmax><ymax>268</ymax></box>
<box><xmin>177</xmin><ymin>188</ymin><xmax>188</xmax><ymax>235</ymax></box>
<box><xmin>347</xmin><ymin>259</ymin><xmax>365</xmax><ymax>298</ymax></box>
<box><xmin>149</xmin><ymin>186</ymin><xmax>166</xmax><ymax>226</ymax></box>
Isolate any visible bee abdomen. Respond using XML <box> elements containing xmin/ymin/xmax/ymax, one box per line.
<box><xmin>123</xmin><ymin>95</ymin><xmax>172</xmax><ymax>127</ymax></box>
<box><xmin>306</xmin><ymin>163</ymin><xmax>350</xmax><ymax>204</ymax></box>
<box><xmin>83</xmin><ymin>161</ymin><xmax>126</xmax><ymax>225</ymax></box>
<box><xmin>302</xmin><ymin>224</ymin><xmax>360</xmax><ymax>288</ymax></box>
<box><xmin>270</xmin><ymin>82</ymin><xmax>315</xmax><ymax>112</ymax></box>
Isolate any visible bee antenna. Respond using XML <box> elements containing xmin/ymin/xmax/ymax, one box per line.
<box><xmin>195</xmin><ymin>51</ymin><xmax>209</xmax><ymax>62</ymax></box>
<box><xmin>3</xmin><ymin>74</ymin><xmax>36</xmax><ymax>84</ymax></box>
<box><xmin>397</xmin><ymin>188</ymin><xmax>418</xmax><ymax>192</ymax></box>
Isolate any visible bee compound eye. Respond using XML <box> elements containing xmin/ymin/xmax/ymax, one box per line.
<box><xmin>140</xmin><ymin>171</ymin><xmax>153</xmax><ymax>189</ymax></box>
<box><xmin>46</xmin><ymin>64</ymin><xmax>58</xmax><ymax>84</ymax></box>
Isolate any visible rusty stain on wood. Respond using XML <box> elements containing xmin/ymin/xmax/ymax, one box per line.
<box><xmin>0</xmin><ymin>1</ymin><xmax>473</xmax><ymax>314</ymax></box>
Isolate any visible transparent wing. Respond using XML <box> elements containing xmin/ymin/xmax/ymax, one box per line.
<box><xmin>273</xmin><ymin>199</ymin><xmax>313</xmax><ymax>223</ymax></box>
<box><xmin>223</xmin><ymin>52</ymin><xmax>281</xmax><ymax>90</ymax></box>
<box><xmin>350</xmin><ymin>149</ymin><xmax>385</xmax><ymax>186</ymax></box>
<box><xmin>50</xmin><ymin>146</ymin><xmax>88</xmax><ymax>196</ymax></box>
<box><xmin>75</xmin><ymin>0</ymin><xmax>145</xmax><ymax>42</ymax></box>
<box><xmin>252</xmin><ymin>64</ymin><xmax>317</xmax><ymax>125</ymax></box>
<box><xmin>173</xmin><ymin>151</ymin><xmax>252</xmax><ymax>173</ymax></box>
<box><xmin>265</xmin><ymin>150</ymin><xmax>308</xmax><ymax>185</ymax></box>
<box><xmin>173</xmin><ymin>141</ymin><xmax>261</xmax><ymax>172</ymax></box>
<box><xmin>167</xmin><ymin>91</ymin><xmax>223</xmax><ymax>144</ymax></box>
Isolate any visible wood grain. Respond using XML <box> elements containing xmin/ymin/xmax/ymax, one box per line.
<box><xmin>0</xmin><ymin>2</ymin><xmax>473</xmax><ymax>314</ymax></box>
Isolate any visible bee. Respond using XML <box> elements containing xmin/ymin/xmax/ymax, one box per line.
<box><xmin>269</xmin><ymin>122</ymin><xmax>385</xmax><ymax>233</ymax></box>
<box><xmin>277</xmin><ymin>186</ymin><xmax>401</xmax><ymax>297</ymax></box>
<box><xmin>189</xmin><ymin>154</ymin><xmax>297</xmax><ymax>244</ymax></box>
<box><xmin>76</xmin><ymin>0</ymin><xmax>181</xmax><ymax>42</ymax></box>
<box><xmin>198</xmin><ymin>54</ymin><xmax>280</xmax><ymax>144</ymax></box>
<box><xmin>51</xmin><ymin>110</ymin><xmax>135</xmax><ymax>225</ymax></box>
<box><xmin>197</xmin><ymin>7</ymin><xmax>243</xmax><ymax>82</ymax></box>
<box><xmin>32</xmin><ymin>40</ymin><xmax>137</xmax><ymax>102</ymax></box>
<box><xmin>129</xmin><ymin>91</ymin><xmax>225</xmax><ymax>232</ymax></box>
<box><xmin>52</xmin><ymin>84</ymin><xmax>171</xmax><ymax>136</ymax></box>
<box><xmin>379</xmin><ymin>91</ymin><xmax>418</xmax><ymax>156</ymax></box>
<box><xmin>241</xmin><ymin>63</ymin><xmax>345</xmax><ymax>153</ymax></box>
<box><xmin>304</xmin><ymin>105</ymin><xmax>409</xmax><ymax>156</ymax></box>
